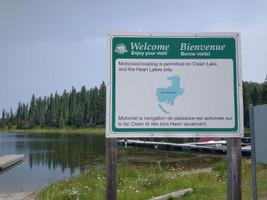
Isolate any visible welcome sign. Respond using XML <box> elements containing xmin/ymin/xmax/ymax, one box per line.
<box><xmin>106</xmin><ymin>32</ymin><xmax>243</xmax><ymax>138</ymax></box>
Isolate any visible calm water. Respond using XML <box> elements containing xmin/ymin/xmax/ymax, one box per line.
<box><xmin>0</xmin><ymin>133</ymin><xmax>226</xmax><ymax>193</ymax></box>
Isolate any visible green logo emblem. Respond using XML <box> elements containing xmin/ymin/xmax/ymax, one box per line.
<box><xmin>115</xmin><ymin>43</ymin><xmax>128</xmax><ymax>54</ymax></box>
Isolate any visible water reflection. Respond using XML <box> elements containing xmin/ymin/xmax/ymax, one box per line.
<box><xmin>0</xmin><ymin>133</ymin><xmax>226</xmax><ymax>193</ymax></box>
<box><xmin>13</xmin><ymin>133</ymin><xmax>106</xmax><ymax>174</ymax></box>
<box><xmin>0</xmin><ymin>133</ymin><xmax>106</xmax><ymax>193</ymax></box>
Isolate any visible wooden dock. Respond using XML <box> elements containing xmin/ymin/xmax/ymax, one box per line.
<box><xmin>0</xmin><ymin>192</ymin><xmax>36</xmax><ymax>200</ymax></box>
<box><xmin>0</xmin><ymin>154</ymin><xmax>24</xmax><ymax>172</ymax></box>
<box><xmin>0</xmin><ymin>192</ymin><xmax>35</xmax><ymax>200</ymax></box>
<box><xmin>118</xmin><ymin>140</ymin><xmax>251</xmax><ymax>155</ymax></box>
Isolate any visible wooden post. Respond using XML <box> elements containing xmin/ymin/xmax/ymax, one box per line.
<box><xmin>227</xmin><ymin>138</ymin><xmax>242</xmax><ymax>200</ymax></box>
<box><xmin>106</xmin><ymin>138</ymin><xmax>117</xmax><ymax>200</ymax></box>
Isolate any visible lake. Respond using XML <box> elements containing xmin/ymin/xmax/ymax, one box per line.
<box><xmin>0</xmin><ymin>132</ymin><xmax>226</xmax><ymax>194</ymax></box>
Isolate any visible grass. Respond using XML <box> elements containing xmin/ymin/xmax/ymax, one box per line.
<box><xmin>37</xmin><ymin>160</ymin><xmax>267</xmax><ymax>200</ymax></box>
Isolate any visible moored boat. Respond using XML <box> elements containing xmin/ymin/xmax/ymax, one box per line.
<box><xmin>196</xmin><ymin>138</ymin><xmax>226</xmax><ymax>147</ymax></box>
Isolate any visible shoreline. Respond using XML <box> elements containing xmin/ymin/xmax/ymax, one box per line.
<box><xmin>0</xmin><ymin>127</ymin><xmax>105</xmax><ymax>134</ymax></box>
<box><xmin>0</xmin><ymin>127</ymin><xmax>250</xmax><ymax>134</ymax></box>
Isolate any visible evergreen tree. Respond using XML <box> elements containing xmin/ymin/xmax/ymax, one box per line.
<box><xmin>69</xmin><ymin>87</ymin><xmax>77</xmax><ymax>126</ymax></box>
<box><xmin>243</xmin><ymin>82</ymin><xmax>252</xmax><ymax>127</ymax></box>
<box><xmin>84</xmin><ymin>90</ymin><xmax>91</xmax><ymax>127</ymax></box>
<box><xmin>16</xmin><ymin>103</ymin><xmax>23</xmax><ymax>128</ymax></box>
<box><xmin>251</xmin><ymin>86</ymin><xmax>262</xmax><ymax>105</ymax></box>
<box><xmin>88</xmin><ymin>87</ymin><xmax>99</xmax><ymax>127</ymax></box>
<box><xmin>77</xmin><ymin>86</ymin><xmax>87</xmax><ymax>127</ymax></box>
<box><xmin>35</xmin><ymin>97</ymin><xmax>41</xmax><ymax>126</ymax></box>
<box><xmin>1</xmin><ymin>109</ymin><xmax>6</xmax><ymax>128</ymax></box>
<box><xmin>98</xmin><ymin>82</ymin><xmax>106</xmax><ymax>125</ymax></box>
<box><xmin>40</xmin><ymin>97</ymin><xmax>46</xmax><ymax>128</ymax></box>
<box><xmin>10</xmin><ymin>108</ymin><xmax>15</xmax><ymax>125</ymax></box>
<box><xmin>49</xmin><ymin>93</ymin><xmax>57</xmax><ymax>127</ymax></box>
<box><xmin>22</xmin><ymin>103</ymin><xmax>29</xmax><ymax>128</ymax></box>
<box><xmin>262</xmin><ymin>82</ymin><xmax>267</xmax><ymax>104</ymax></box>
<box><xmin>29</xmin><ymin>94</ymin><xmax>36</xmax><ymax>128</ymax></box>
<box><xmin>5</xmin><ymin>110</ymin><xmax>10</xmax><ymax>129</ymax></box>
<box><xmin>62</xmin><ymin>90</ymin><xmax>69</xmax><ymax>126</ymax></box>
<box><xmin>54</xmin><ymin>91</ymin><xmax>61</xmax><ymax>127</ymax></box>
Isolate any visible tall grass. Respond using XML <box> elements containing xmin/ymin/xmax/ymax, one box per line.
<box><xmin>37</xmin><ymin>160</ymin><xmax>267</xmax><ymax>200</ymax></box>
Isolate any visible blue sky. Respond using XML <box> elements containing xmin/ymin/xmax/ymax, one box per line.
<box><xmin>1</xmin><ymin>0</ymin><xmax>267</xmax><ymax>112</ymax></box>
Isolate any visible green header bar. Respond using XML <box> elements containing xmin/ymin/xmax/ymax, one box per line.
<box><xmin>112</xmin><ymin>37</ymin><xmax>236</xmax><ymax>59</ymax></box>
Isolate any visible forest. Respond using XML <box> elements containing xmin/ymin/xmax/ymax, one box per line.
<box><xmin>0</xmin><ymin>80</ymin><xmax>267</xmax><ymax>130</ymax></box>
<box><xmin>0</xmin><ymin>82</ymin><xmax>106</xmax><ymax>129</ymax></box>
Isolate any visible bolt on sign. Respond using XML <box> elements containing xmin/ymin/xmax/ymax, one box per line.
<box><xmin>106</xmin><ymin>32</ymin><xmax>243</xmax><ymax>138</ymax></box>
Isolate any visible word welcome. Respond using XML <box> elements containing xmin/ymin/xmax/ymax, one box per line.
<box><xmin>131</xmin><ymin>42</ymin><xmax>170</xmax><ymax>51</ymax></box>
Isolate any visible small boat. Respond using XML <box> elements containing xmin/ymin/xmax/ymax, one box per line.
<box><xmin>196</xmin><ymin>138</ymin><xmax>226</xmax><ymax>147</ymax></box>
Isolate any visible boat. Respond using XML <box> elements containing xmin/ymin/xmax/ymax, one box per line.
<box><xmin>196</xmin><ymin>138</ymin><xmax>226</xmax><ymax>147</ymax></box>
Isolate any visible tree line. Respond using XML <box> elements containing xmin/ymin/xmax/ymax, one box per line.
<box><xmin>243</xmin><ymin>79</ymin><xmax>267</xmax><ymax>127</ymax></box>
<box><xmin>0</xmin><ymin>82</ymin><xmax>106</xmax><ymax>129</ymax></box>
<box><xmin>1</xmin><ymin>79</ymin><xmax>267</xmax><ymax>130</ymax></box>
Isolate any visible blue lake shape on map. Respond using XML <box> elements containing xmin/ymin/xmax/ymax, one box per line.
<box><xmin>156</xmin><ymin>75</ymin><xmax>184</xmax><ymax>114</ymax></box>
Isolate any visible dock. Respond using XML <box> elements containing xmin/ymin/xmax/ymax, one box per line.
<box><xmin>0</xmin><ymin>154</ymin><xmax>24</xmax><ymax>172</ymax></box>
<box><xmin>0</xmin><ymin>192</ymin><xmax>35</xmax><ymax>200</ymax></box>
<box><xmin>118</xmin><ymin>140</ymin><xmax>251</xmax><ymax>155</ymax></box>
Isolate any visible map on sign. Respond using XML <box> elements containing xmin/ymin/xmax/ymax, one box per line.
<box><xmin>156</xmin><ymin>75</ymin><xmax>184</xmax><ymax>114</ymax></box>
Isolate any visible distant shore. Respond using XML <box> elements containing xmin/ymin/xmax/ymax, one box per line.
<box><xmin>0</xmin><ymin>127</ymin><xmax>105</xmax><ymax>134</ymax></box>
<box><xmin>0</xmin><ymin>127</ymin><xmax>250</xmax><ymax>135</ymax></box>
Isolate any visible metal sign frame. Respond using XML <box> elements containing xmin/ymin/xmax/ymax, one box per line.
<box><xmin>106</xmin><ymin>32</ymin><xmax>243</xmax><ymax>138</ymax></box>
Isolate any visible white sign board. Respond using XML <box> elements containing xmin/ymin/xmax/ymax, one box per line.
<box><xmin>106</xmin><ymin>32</ymin><xmax>243</xmax><ymax>138</ymax></box>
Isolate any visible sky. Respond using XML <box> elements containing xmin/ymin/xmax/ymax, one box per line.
<box><xmin>1</xmin><ymin>0</ymin><xmax>267</xmax><ymax>113</ymax></box>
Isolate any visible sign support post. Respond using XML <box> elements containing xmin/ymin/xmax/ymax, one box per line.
<box><xmin>106</xmin><ymin>138</ymin><xmax>117</xmax><ymax>200</ymax></box>
<box><xmin>227</xmin><ymin>138</ymin><xmax>242</xmax><ymax>200</ymax></box>
<box><xmin>249</xmin><ymin>104</ymin><xmax>258</xmax><ymax>200</ymax></box>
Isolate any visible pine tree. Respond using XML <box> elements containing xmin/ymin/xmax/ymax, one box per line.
<box><xmin>84</xmin><ymin>90</ymin><xmax>91</xmax><ymax>127</ymax></box>
<box><xmin>243</xmin><ymin>82</ymin><xmax>252</xmax><ymax>127</ymax></box>
<box><xmin>22</xmin><ymin>103</ymin><xmax>29</xmax><ymax>128</ymax></box>
<box><xmin>57</xmin><ymin>98</ymin><xmax>64</xmax><ymax>128</ymax></box>
<box><xmin>40</xmin><ymin>97</ymin><xmax>46</xmax><ymax>128</ymax></box>
<box><xmin>1</xmin><ymin>109</ymin><xmax>6</xmax><ymax>128</ymax></box>
<box><xmin>50</xmin><ymin>94</ymin><xmax>57</xmax><ymax>127</ymax></box>
<box><xmin>98</xmin><ymin>82</ymin><xmax>106</xmax><ymax>125</ymax></box>
<box><xmin>77</xmin><ymin>86</ymin><xmax>87</xmax><ymax>127</ymax></box>
<box><xmin>35</xmin><ymin>97</ymin><xmax>41</xmax><ymax>126</ymax></box>
<box><xmin>29</xmin><ymin>94</ymin><xmax>36</xmax><ymax>128</ymax></box>
<box><xmin>262</xmin><ymin>82</ymin><xmax>267</xmax><ymax>104</ymax></box>
<box><xmin>69</xmin><ymin>87</ymin><xmax>77</xmax><ymax>126</ymax></box>
<box><xmin>10</xmin><ymin>108</ymin><xmax>15</xmax><ymax>125</ymax></box>
<box><xmin>16</xmin><ymin>103</ymin><xmax>23</xmax><ymax>128</ymax></box>
<box><xmin>46</xmin><ymin>94</ymin><xmax>56</xmax><ymax>127</ymax></box>
<box><xmin>62</xmin><ymin>90</ymin><xmax>69</xmax><ymax>126</ymax></box>
<box><xmin>5</xmin><ymin>110</ymin><xmax>10</xmax><ymax>129</ymax></box>
<box><xmin>251</xmin><ymin>85</ymin><xmax>262</xmax><ymax>105</ymax></box>
<box><xmin>55</xmin><ymin>91</ymin><xmax>61</xmax><ymax>127</ymax></box>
